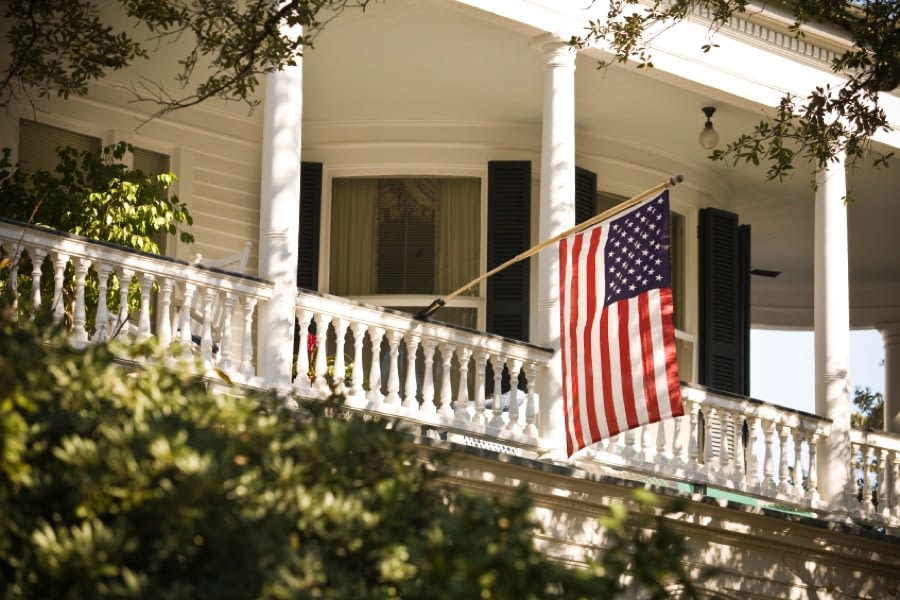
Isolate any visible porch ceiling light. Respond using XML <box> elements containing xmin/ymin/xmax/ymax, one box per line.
<box><xmin>698</xmin><ymin>106</ymin><xmax>720</xmax><ymax>150</ymax></box>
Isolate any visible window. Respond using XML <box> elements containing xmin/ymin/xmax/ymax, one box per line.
<box><xmin>329</xmin><ymin>176</ymin><xmax>481</xmax><ymax>327</ymax></box>
<box><xmin>18</xmin><ymin>120</ymin><xmax>101</xmax><ymax>172</ymax></box>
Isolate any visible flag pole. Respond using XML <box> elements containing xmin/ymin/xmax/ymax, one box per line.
<box><xmin>416</xmin><ymin>174</ymin><xmax>684</xmax><ymax>320</ymax></box>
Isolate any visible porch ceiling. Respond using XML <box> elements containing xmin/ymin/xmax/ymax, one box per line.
<box><xmin>303</xmin><ymin>0</ymin><xmax>900</xmax><ymax>330</ymax></box>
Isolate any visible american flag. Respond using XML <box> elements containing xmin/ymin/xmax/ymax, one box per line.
<box><xmin>559</xmin><ymin>190</ymin><xmax>682</xmax><ymax>457</ymax></box>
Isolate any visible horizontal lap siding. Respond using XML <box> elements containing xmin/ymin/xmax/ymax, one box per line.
<box><xmin>190</xmin><ymin>152</ymin><xmax>262</xmax><ymax>275</ymax></box>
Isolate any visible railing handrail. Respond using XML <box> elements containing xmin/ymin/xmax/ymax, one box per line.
<box><xmin>850</xmin><ymin>427</ymin><xmax>900</xmax><ymax>451</ymax></box>
<box><xmin>681</xmin><ymin>382</ymin><xmax>833</xmax><ymax>436</ymax></box>
<box><xmin>0</xmin><ymin>218</ymin><xmax>273</xmax><ymax>300</ymax></box>
<box><xmin>295</xmin><ymin>287</ymin><xmax>553</xmax><ymax>363</ymax></box>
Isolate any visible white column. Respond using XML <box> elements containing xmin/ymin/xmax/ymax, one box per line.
<box><xmin>258</xmin><ymin>22</ymin><xmax>303</xmax><ymax>388</ymax></box>
<box><xmin>814</xmin><ymin>151</ymin><xmax>852</xmax><ymax>512</ymax></box>
<box><xmin>879</xmin><ymin>323</ymin><xmax>900</xmax><ymax>433</ymax></box>
<box><xmin>532</xmin><ymin>34</ymin><xmax>577</xmax><ymax>457</ymax></box>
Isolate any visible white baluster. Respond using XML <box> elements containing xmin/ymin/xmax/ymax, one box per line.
<box><xmin>892</xmin><ymin>450</ymin><xmax>900</xmax><ymax>519</ymax></box>
<box><xmin>524</xmin><ymin>361</ymin><xmax>539</xmax><ymax>437</ymax></box>
<box><xmin>4</xmin><ymin>245</ymin><xmax>20</xmax><ymax>319</ymax></box>
<box><xmin>93</xmin><ymin>263</ymin><xmax>111</xmax><ymax>342</ymax></box>
<box><xmin>138</xmin><ymin>273</ymin><xmax>155</xmax><ymax>342</ymax></box>
<box><xmin>156</xmin><ymin>277</ymin><xmax>174</xmax><ymax>347</ymax></box>
<box><xmin>350</xmin><ymin>322</ymin><xmax>368</xmax><ymax>401</ymax></box>
<box><xmin>438</xmin><ymin>342</ymin><xmax>454</xmax><ymax>418</ymax></box>
<box><xmin>200</xmin><ymin>287</ymin><xmax>217</xmax><ymax>364</ymax></box>
<box><xmin>688</xmin><ymin>398</ymin><xmax>700</xmax><ymax>469</ymax></box>
<box><xmin>218</xmin><ymin>292</ymin><xmax>236</xmax><ymax>372</ymax></box>
<box><xmin>672</xmin><ymin>411</ymin><xmax>685</xmax><ymax>466</ymax></box>
<box><xmin>178</xmin><ymin>282</ymin><xmax>197</xmax><ymax>347</ymax></box>
<box><xmin>239</xmin><ymin>296</ymin><xmax>257</xmax><ymax>378</ymax></box>
<box><xmin>849</xmin><ymin>442</ymin><xmax>862</xmax><ymax>509</ymax></box>
<box><xmin>402</xmin><ymin>334</ymin><xmax>420</xmax><ymax>413</ymax></box>
<box><xmin>878</xmin><ymin>448</ymin><xmax>889</xmax><ymax>518</ymax></box>
<box><xmin>70</xmin><ymin>258</ymin><xmax>91</xmax><ymax>347</ymax></box>
<box><xmin>489</xmin><ymin>355</ymin><xmax>505</xmax><ymax>429</ymax></box>
<box><xmin>473</xmin><ymin>351</ymin><xmax>490</xmax><ymax>426</ymax></box>
<box><xmin>294</xmin><ymin>309</ymin><xmax>313</xmax><ymax>388</ymax></box>
<box><xmin>656</xmin><ymin>417</ymin><xmax>668</xmax><ymax>463</ymax></box>
<box><xmin>420</xmin><ymin>339</ymin><xmax>438</xmax><ymax>415</ymax></box>
<box><xmin>718</xmin><ymin>409</ymin><xmax>732</xmax><ymax>475</ymax></box>
<box><xmin>454</xmin><ymin>348</ymin><xmax>472</xmax><ymax>422</ymax></box>
<box><xmin>807</xmin><ymin>433</ymin><xmax>820</xmax><ymax>502</ymax></box>
<box><xmin>746</xmin><ymin>416</ymin><xmax>761</xmax><ymax>490</ymax></box>
<box><xmin>504</xmin><ymin>359</ymin><xmax>523</xmax><ymax>432</ymax></box>
<box><xmin>51</xmin><ymin>252</ymin><xmax>68</xmax><ymax>322</ymax></box>
<box><xmin>702</xmin><ymin>408</ymin><xmax>715</xmax><ymax>473</ymax></box>
<box><xmin>332</xmin><ymin>317</ymin><xmax>350</xmax><ymax>395</ymax></box>
<box><xmin>313</xmin><ymin>313</ymin><xmax>332</xmax><ymax>397</ymax></box>
<box><xmin>762</xmin><ymin>420</ymin><xmax>777</xmax><ymax>495</ymax></box>
<box><xmin>366</xmin><ymin>326</ymin><xmax>386</xmax><ymax>407</ymax></box>
<box><xmin>791</xmin><ymin>430</ymin><xmax>805</xmax><ymax>497</ymax></box>
<box><xmin>115</xmin><ymin>267</ymin><xmax>133</xmax><ymax>337</ymax></box>
<box><xmin>777</xmin><ymin>424</ymin><xmax>791</xmax><ymax>495</ymax></box>
<box><xmin>640</xmin><ymin>422</ymin><xmax>653</xmax><ymax>462</ymax></box>
<box><xmin>29</xmin><ymin>248</ymin><xmax>46</xmax><ymax>320</ymax></box>
<box><xmin>384</xmin><ymin>330</ymin><xmax>403</xmax><ymax>408</ymax></box>
<box><xmin>733</xmin><ymin>414</ymin><xmax>746</xmax><ymax>487</ymax></box>
<box><xmin>623</xmin><ymin>427</ymin><xmax>637</xmax><ymax>460</ymax></box>
<box><xmin>862</xmin><ymin>445</ymin><xmax>875</xmax><ymax>510</ymax></box>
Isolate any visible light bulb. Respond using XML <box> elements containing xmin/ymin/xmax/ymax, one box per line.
<box><xmin>698</xmin><ymin>106</ymin><xmax>719</xmax><ymax>149</ymax></box>
<box><xmin>698</xmin><ymin>122</ymin><xmax>719</xmax><ymax>149</ymax></box>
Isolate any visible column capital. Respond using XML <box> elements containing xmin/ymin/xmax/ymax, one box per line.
<box><xmin>876</xmin><ymin>322</ymin><xmax>900</xmax><ymax>339</ymax></box>
<box><xmin>529</xmin><ymin>33</ymin><xmax>578</xmax><ymax>67</ymax></box>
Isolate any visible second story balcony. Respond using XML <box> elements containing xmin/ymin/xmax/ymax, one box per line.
<box><xmin>3</xmin><ymin>217</ymin><xmax>898</xmax><ymax>536</ymax></box>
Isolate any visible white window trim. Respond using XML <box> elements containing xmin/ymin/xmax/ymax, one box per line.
<box><xmin>320</xmin><ymin>164</ymin><xmax>488</xmax><ymax>330</ymax></box>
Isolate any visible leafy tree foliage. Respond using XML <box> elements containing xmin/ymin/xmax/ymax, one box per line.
<box><xmin>851</xmin><ymin>385</ymin><xmax>884</xmax><ymax>430</ymax></box>
<box><xmin>0</xmin><ymin>141</ymin><xmax>193</xmax><ymax>252</ymax></box>
<box><xmin>0</xmin><ymin>316</ymin><xmax>704</xmax><ymax>598</ymax></box>
<box><xmin>0</xmin><ymin>0</ymin><xmax>377</xmax><ymax>118</ymax></box>
<box><xmin>0</xmin><ymin>141</ymin><xmax>193</xmax><ymax>326</ymax></box>
<box><xmin>572</xmin><ymin>0</ymin><xmax>897</xmax><ymax>180</ymax></box>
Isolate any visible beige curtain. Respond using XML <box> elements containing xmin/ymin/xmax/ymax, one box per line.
<box><xmin>329</xmin><ymin>179</ymin><xmax>377</xmax><ymax>295</ymax></box>
<box><xmin>331</xmin><ymin>177</ymin><xmax>479</xmax><ymax>297</ymax></box>
<box><xmin>436</xmin><ymin>179</ymin><xmax>480</xmax><ymax>295</ymax></box>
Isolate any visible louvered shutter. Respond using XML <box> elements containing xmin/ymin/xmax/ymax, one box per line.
<box><xmin>17</xmin><ymin>120</ymin><xmax>101</xmax><ymax>172</ymax></box>
<box><xmin>574</xmin><ymin>166</ymin><xmax>597</xmax><ymax>225</ymax></box>
<box><xmin>486</xmin><ymin>161</ymin><xmax>531</xmax><ymax>342</ymax></box>
<box><xmin>297</xmin><ymin>162</ymin><xmax>322</xmax><ymax>291</ymax></box>
<box><xmin>698</xmin><ymin>208</ymin><xmax>750</xmax><ymax>396</ymax></box>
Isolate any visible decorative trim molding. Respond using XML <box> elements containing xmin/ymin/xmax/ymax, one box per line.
<box><xmin>691</xmin><ymin>5</ymin><xmax>845</xmax><ymax>69</ymax></box>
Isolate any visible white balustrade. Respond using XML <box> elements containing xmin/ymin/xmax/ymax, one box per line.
<box><xmin>4</xmin><ymin>217</ymin><xmax>899</xmax><ymax>529</ymax></box>
<box><xmin>0</xmin><ymin>219</ymin><xmax>272</xmax><ymax>382</ymax></box>
<box><xmin>293</xmin><ymin>289</ymin><xmax>553</xmax><ymax>449</ymax></box>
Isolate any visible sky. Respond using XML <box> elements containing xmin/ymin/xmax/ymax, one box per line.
<box><xmin>749</xmin><ymin>328</ymin><xmax>885</xmax><ymax>414</ymax></box>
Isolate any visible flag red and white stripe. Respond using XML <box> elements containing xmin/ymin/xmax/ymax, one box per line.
<box><xmin>559</xmin><ymin>190</ymin><xmax>682</xmax><ymax>457</ymax></box>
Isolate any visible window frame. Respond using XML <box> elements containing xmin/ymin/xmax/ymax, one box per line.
<box><xmin>321</xmin><ymin>166</ymin><xmax>488</xmax><ymax>329</ymax></box>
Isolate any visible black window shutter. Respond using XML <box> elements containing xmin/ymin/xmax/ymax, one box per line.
<box><xmin>486</xmin><ymin>161</ymin><xmax>531</xmax><ymax>341</ymax></box>
<box><xmin>698</xmin><ymin>207</ymin><xmax>750</xmax><ymax>396</ymax></box>
<box><xmin>298</xmin><ymin>162</ymin><xmax>322</xmax><ymax>290</ymax></box>
<box><xmin>574</xmin><ymin>166</ymin><xmax>597</xmax><ymax>225</ymax></box>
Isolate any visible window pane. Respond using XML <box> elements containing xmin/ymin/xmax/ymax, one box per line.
<box><xmin>330</xmin><ymin>177</ymin><xmax>480</xmax><ymax>298</ymax></box>
<box><xmin>18</xmin><ymin>120</ymin><xmax>101</xmax><ymax>173</ymax></box>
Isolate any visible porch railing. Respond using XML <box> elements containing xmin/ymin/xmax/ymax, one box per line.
<box><xmin>0</xmin><ymin>218</ymin><xmax>273</xmax><ymax>382</ymax></box>
<box><xmin>2</xmin><ymin>218</ymin><xmax>897</xmax><ymax>528</ymax></box>
<box><xmin>293</xmin><ymin>288</ymin><xmax>552</xmax><ymax>451</ymax></box>
<box><xmin>293</xmin><ymin>288</ymin><xmax>899</xmax><ymax>528</ymax></box>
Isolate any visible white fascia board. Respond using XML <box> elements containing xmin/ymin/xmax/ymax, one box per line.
<box><xmin>449</xmin><ymin>0</ymin><xmax>900</xmax><ymax>150</ymax></box>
